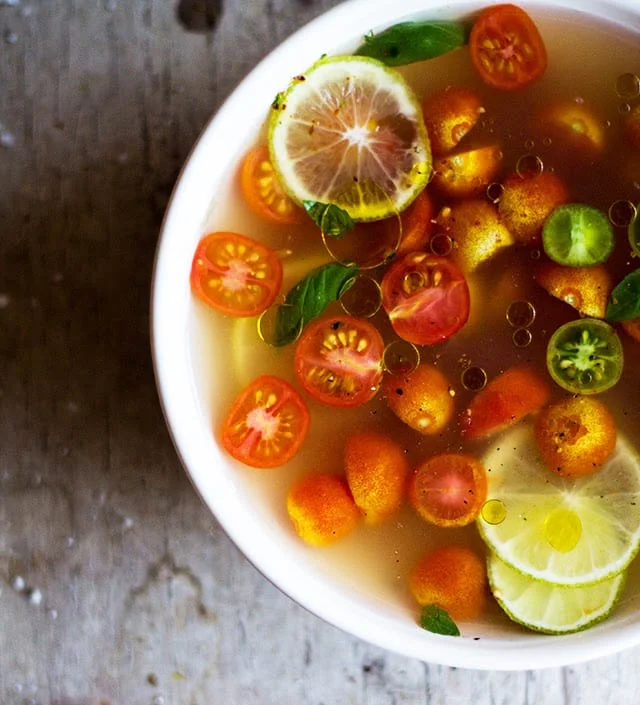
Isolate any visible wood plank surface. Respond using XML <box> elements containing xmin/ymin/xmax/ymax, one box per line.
<box><xmin>1</xmin><ymin>1</ymin><xmax>639</xmax><ymax>703</ymax></box>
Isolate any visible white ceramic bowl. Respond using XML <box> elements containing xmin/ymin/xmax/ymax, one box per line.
<box><xmin>152</xmin><ymin>0</ymin><xmax>640</xmax><ymax>670</ymax></box>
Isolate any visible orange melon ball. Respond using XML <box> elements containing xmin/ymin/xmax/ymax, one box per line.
<box><xmin>383</xmin><ymin>364</ymin><xmax>454</xmax><ymax>436</ymax></box>
<box><xmin>431</xmin><ymin>145</ymin><xmax>503</xmax><ymax>199</ymax></box>
<box><xmin>436</xmin><ymin>200</ymin><xmax>514</xmax><ymax>272</ymax></box>
<box><xmin>344</xmin><ymin>432</ymin><xmax>409</xmax><ymax>523</ymax></box>
<box><xmin>397</xmin><ymin>190</ymin><xmax>436</xmax><ymax>256</ymax></box>
<box><xmin>422</xmin><ymin>86</ymin><xmax>485</xmax><ymax>157</ymax></box>
<box><xmin>409</xmin><ymin>545</ymin><xmax>486</xmax><ymax>621</ymax></box>
<box><xmin>498</xmin><ymin>171</ymin><xmax>570</xmax><ymax>246</ymax></box>
<box><xmin>534</xmin><ymin>397</ymin><xmax>617</xmax><ymax>478</ymax></box>
<box><xmin>287</xmin><ymin>473</ymin><xmax>359</xmax><ymax>546</ymax></box>
<box><xmin>536</xmin><ymin>100</ymin><xmax>605</xmax><ymax>160</ymax></box>
<box><xmin>622</xmin><ymin>318</ymin><xmax>640</xmax><ymax>343</ymax></box>
<box><xmin>535</xmin><ymin>262</ymin><xmax>611</xmax><ymax>318</ymax></box>
<box><xmin>623</xmin><ymin>103</ymin><xmax>640</xmax><ymax>149</ymax></box>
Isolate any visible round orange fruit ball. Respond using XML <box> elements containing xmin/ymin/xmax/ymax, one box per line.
<box><xmin>383</xmin><ymin>364</ymin><xmax>454</xmax><ymax>436</ymax></box>
<box><xmin>535</xmin><ymin>262</ymin><xmax>611</xmax><ymax>319</ymax></box>
<box><xmin>622</xmin><ymin>318</ymin><xmax>640</xmax><ymax>343</ymax></box>
<box><xmin>344</xmin><ymin>432</ymin><xmax>409</xmax><ymax>524</ymax></box>
<box><xmin>498</xmin><ymin>170</ymin><xmax>570</xmax><ymax>246</ymax></box>
<box><xmin>536</xmin><ymin>100</ymin><xmax>606</xmax><ymax>160</ymax></box>
<box><xmin>432</xmin><ymin>145</ymin><xmax>503</xmax><ymax>200</ymax></box>
<box><xmin>534</xmin><ymin>396</ymin><xmax>617</xmax><ymax>478</ymax></box>
<box><xmin>287</xmin><ymin>473</ymin><xmax>360</xmax><ymax>546</ymax></box>
<box><xmin>396</xmin><ymin>190</ymin><xmax>436</xmax><ymax>256</ymax></box>
<box><xmin>422</xmin><ymin>86</ymin><xmax>485</xmax><ymax>157</ymax></box>
<box><xmin>409</xmin><ymin>545</ymin><xmax>486</xmax><ymax>621</ymax></box>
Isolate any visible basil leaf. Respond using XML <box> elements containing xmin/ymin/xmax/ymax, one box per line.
<box><xmin>419</xmin><ymin>604</ymin><xmax>460</xmax><ymax>637</ymax></box>
<box><xmin>274</xmin><ymin>263</ymin><xmax>358</xmax><ymax>346</ymax></box>
<box><xmin>606</xmin><ymin>269</ymin><xmax>640</xmax><ymax>322</ymax></box>
<box><xmin>355</xmin><ymin>21</ymin><xmax>467</xmax><ymax>67</ymax></box>
<box><xmin>303</xmin><ymin>200</ymin><xmax>354</xmax><ymax>239</ymax></box>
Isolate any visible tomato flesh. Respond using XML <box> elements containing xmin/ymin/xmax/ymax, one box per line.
<box><xmin>470</xmin><ymin>4</ymin><xmax>547</xmax><ymax>91</ymax></box>
<box><xmin>241</xmin><ymin>146</ymin><xmax>304</xmax><ymax>225</ymax></box>
<box><xmin>221</xmin><ymin>375</ymin><xmax>310</xmax><ymax>468</ymax></box>
<box><xmin>190</xmin><ymin>231</ymin><xmax>282</xmax><ymax>317</ymax></box>
<box><xmin>294</xmin><ymin>315</ymin><xmax>384</xmax><ymax>407</ymax></box>
<box><xmin>381</xmin><ymin>253</ymin><xmax>470</xmax><ymax>345</ymax></box>
<box><xmin>409</xmin><ymin>453</ymin><xmax>488</xmax><ymax>527</ymax></box>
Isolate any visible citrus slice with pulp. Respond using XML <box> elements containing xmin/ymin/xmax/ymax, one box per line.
<box><xmin>268</xmin><ymin>56</ymin><xmax>431</xmax><ymax>221</ymax></box>
<box><xmin>488</xmin><ymin>554</ymin><xmax>625</xmax><ymax>634</ymax></box>
<box><xmin>478</xmin><ymin>425</ymin><xmax>640</xmax><ymax>586</ymax></box>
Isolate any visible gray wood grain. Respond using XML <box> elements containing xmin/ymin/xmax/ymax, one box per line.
<box><xmin>1</xmin><ymin>1</ymin><xmax>640</xmax><ymax>704</ymax></box>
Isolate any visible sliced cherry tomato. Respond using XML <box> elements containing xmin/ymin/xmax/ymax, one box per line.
<box><xmin>381</xmin><ymin>253</ymin><xmax>470</xmax><ymax>345</ymax></box>
<box><xmin>294</xmin><ymin>315</ymin><xmax>384</xmax><ymax>407</ymax></box>
<box><xmin>396</xmin><ymin>190</ymin><xmax>436</xmax><ymax>257</ymax></box>
<box><xmin>460</xmin><ymin>366</ymin><xmax>551</xmax><ymax>440</ymax></box>
<box><xmin>240</xmin><ymin>145</ymin><xmax>304</xmax><ymax>225</ymax></box>
<box><xmin>470</xmin><ymin>4</ymin><xmax>547</xmax><ymax>92</ymax></box>
<box><xmin>409</xmin><ymin>453</ymin><xmax>488</xmax><ymax>527</ymax></box>
<box><xmin>221</xmin><ymin>375</ymin><xmax>310</xmax><ymax>468</ymax></box>
<box><xmin>190</xmin><ymin>231</ymin><xmax>282</xmax><ymax>317</ymax></box>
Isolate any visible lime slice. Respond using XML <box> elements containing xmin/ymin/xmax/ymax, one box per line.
<box><xmin>478</xmin><ymin>425</ymin><xmax>640</xmax><ymax>586</ymax></box>
<box><xmin>268</xmin><ymin>56</ymin><xmax>431</xmax><ymax>221</ymax></box>
<box><xmin>488</xmin><ymin>554</ymin><xmax>625</xmax><ymax>634</ymax></box>
<box><xmin>542</xmin><ymin>204</ymin><xmax>614</xmax><ymax>267</ymax></box>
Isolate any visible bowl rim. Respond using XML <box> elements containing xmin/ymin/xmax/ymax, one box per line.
<box><xmin>151</xmin><ymin>0</ymin><xmax>640</xmax><ymax>670</ymax></box>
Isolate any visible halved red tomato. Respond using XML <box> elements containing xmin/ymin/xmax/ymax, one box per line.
<box><xmin>470</xmin><ymin>4</ymin><xmax>547</xmax><ymax>91</ymax></box>
<box><xmin>381</xmin><ymin>254</ymin><xmax>470</xmax><ymax>345</ymax></box>
<box><xmin>190</xmin><ymin>231</ymin><xmax>282</xmax><ymax>317</ymax></box>
<box><xmin>294</xmin><ymin>316</ymin><xmax>384</xmax><ymax>407</ymax></box>
<box><xmin>221</xmin><ymin>375</ymin><xmax>310</xmax><ymax>468</ymax></box>
<box><xmin>409</xmin><ymin>453</ymin><xmax>488</xmax><ymax>527</ymax></box>
<box><xmin>240</xmin><ymin>146</ymin><xmax>304</xmax><ymax>225</ymax></box>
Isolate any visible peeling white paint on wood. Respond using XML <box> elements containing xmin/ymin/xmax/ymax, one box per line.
<box><xmin>1</xmin><ymin>1</ymin><xmax>640</xmax><ymax>703</ymax></box>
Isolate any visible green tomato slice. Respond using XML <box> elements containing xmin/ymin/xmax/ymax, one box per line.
<box><xmin>543</xmin><ymin>204</ymin><xmax>614</xmax><ymax>267</ymax></box>
<box><xmin>629</xmin><ymin>207</ymin><xmax>640</xmax><ymax>257</ymax></box>
<box><xmin>547</xmin><ymin>319</ymin><xmax>623</xmax><ymax>395</ymax></box>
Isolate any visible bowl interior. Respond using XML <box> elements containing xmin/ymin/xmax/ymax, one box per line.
<box><xmin>152</xmin><ymin>0</ymin><xmax>640</xmax><ymax>669</ymax></box>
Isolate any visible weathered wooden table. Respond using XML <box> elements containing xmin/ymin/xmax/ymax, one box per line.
<box><xmin>1</xmin><ymin>1</ymin><xmax>640</xmax><ymax>703</ymax></box>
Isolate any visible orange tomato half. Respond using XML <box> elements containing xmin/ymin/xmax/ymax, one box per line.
<box><xmin>470</xmin><ymin>4</ymin><xmax>547</xmax><ymax>91</ymax></box>
<box><xmin>241</xmin><ymin>145</ymin><xmax>304</xmax><ymax>224</ymax></box>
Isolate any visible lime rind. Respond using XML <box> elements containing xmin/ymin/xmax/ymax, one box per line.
<box><xmin>478</xmin><ymin>425</ymin><xmax>640</xmax><ymax>586</ymax></box>
<box><xmin>543</xmin><ymin>204</ymin><xmax>614</xmax><ymax>267</ymax></box>
<box><xmin>268</xmin><ymin>55</ymin><xmax>431</xmax><ymax>221</ymax></box>
<box><xmin>488</xmin><ymin>554</ymin><xmax>626</xmax><ymax>635</ymax></box>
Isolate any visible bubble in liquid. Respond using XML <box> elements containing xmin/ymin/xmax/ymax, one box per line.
<box><xmin>524</xmin><ymin>138</ymin><xmax>535</xmax><ymax>150</ymax></box>
<box><xmin>616</xmin><ymin>73</ymin><xmax>640</xmax><ymax>100</ymax></box>
<box><xmin>257</xmin><ymin>304</ymin><xmax>302</xmax><ymax>346</ymax></box>
<box><xmin>486</xmin><ymin>182</ymin><xmax>504</xmax><ymax>204</ymax></box>
<box><xmin>530</xmin><ymin>249</ymin><xmax>541</xmax><ymax>260</ymax></box>
<box><xmin>461</xmin><ymin>366</ymin><xmax>487</xmax><ymax>391</ymax></box>
<box><xmin>339</xmin><ymin>275</ymin><xmax>382</xmax><ymax>318</ymax></box>
<box><xmin>481</xmin><ymin>499</ymin><xmax>507</xmax><ymax>525</ymax></box>
<box><xmin>543</xmin><ymin>507</ymin><xmax>582</xmax><ymax>553</ymax></box>
<box><xmin>542</xmin><ymin>136</ymin><xmax>553</xmax><ymax>147</ymax></box>
<box><xmin>516</xmin><ymin>154</ymin><xmax>544</xmax><ymax>178</ymax></box>
<box><xmin>512</xmin><ymin>328</ymin><xmax>533</xmax><ymax>348</ymax></box>
<box><xmin>619</xmin><ymin>102</ymin><xmax>632</xmax><ymax>115</ymax></box>
<box><xmin>506</xmin><ymin>300</ymin><xmax>536</xmax><ymax>328</ymax></box>
<box><xmin>429</xmin><ymin>233</ymin><xmax>453</xmax><ymax>257</ymax></box>
<box><xmin>608</xmin><ymin>199</ymin><xmax>636</xmax><ymax>228</ymax></box>
<box><xmin>402</xmin><ymin>270</ymin><xmax>425</xmax><ymax>295</ymax></box>
<box><xmin>383</xmin><ymin>339</ymin><xmax>420</xmax><ymax>375</ymax></box>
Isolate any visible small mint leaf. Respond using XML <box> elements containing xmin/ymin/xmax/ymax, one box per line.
<box><xmin>419</xmin><ymin>605</ymin><xmax>460</xmax><ymax>636</ymax></box>
<box><xmin>606</xmin><ymin>269</ymin><xmax>640</xmax><ymax>322</ymax></box>
<box><xmin>303</xmin><ymin>200</ymin><xmax>354</xmax><ymax>239</ymax></box>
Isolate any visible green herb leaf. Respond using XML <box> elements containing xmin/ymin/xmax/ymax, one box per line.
<box><xmin>419</xmin><ymin>605</ymin><xmax>461</xmax><ymax>636</ymax></box>
<box><xmin>303</xmin><ymin>200</ymin><xmax>354</xmax><ymax>239</ymax></box>
<box><xmin>274</xmin><ymin>262</ymin><xmax>358</xmax><ymax>346</ymax></box>
<box><xmin>606</xmin><ymin>269</ymin><xmax>640</xmax><ymax>322</ymax></box>
<box><xmin>355</xmin><ymin>21</ymin><xmax>467</xmax><ymax>67</ymax></box>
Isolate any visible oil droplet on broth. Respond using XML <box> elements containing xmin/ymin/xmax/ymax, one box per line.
<box><xmin>543</xmin><ymin>507</ymin><xmax>583</xmax><ymax>553</ymax></box>
<box><xmin>461</xmin><ymin>366</ymin><xmax>487</xmax><ymax>391</ymax></box>
<box><xmin>339</xmin><ymin>275</ymin><xmax>382</xmax><ymax>318</ymax></box>
<box><xmin>616</xmin><ymin>73</ymin><xmax>640</xmax><ymax>100</ymax></box>
<box><xmin>481</xmin><ymin>499</ymin><xmax>507</xmax><ymax>525</ymax></box>
<box><xmin>618</xmin><ymin>102</ymin><xmax>632</xmax><ymax>115</ymax></box>
<box><xmin>429</xmin><ymin>233</ymin><xmax>453</xmax><ymax>257</ymax></box>
<box><xmin>257</xmin><ymin>304</ymin><xmax>301</xmax><ymax>346</ymax></box>
<box><xmin>383</xmin><ymin>340</ymin><xmax>420</xmax><ymax>375</ymax></box>
<box><xmin>516</xmin><ymin>154</ymin><xmax>544</xmax><ymax>178</ymax></box>
<box><xmin>608</xmin><ymin>199</ymin><xmax>636</xmax><ymax>228</ymax></box>
<box><xmin>512</xmin><ymin>328</ymin><xmax>533</xmax><ymax>348</ymax></box>
<box><xmin>506</xmin><ymin>300</ymin><xmax>536</xmax><ymax>328</ymax></box>
<box><xmin>486</xmin><ymin>182</ymin><xmax>504</xmax><ymax>204</ymax></box>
